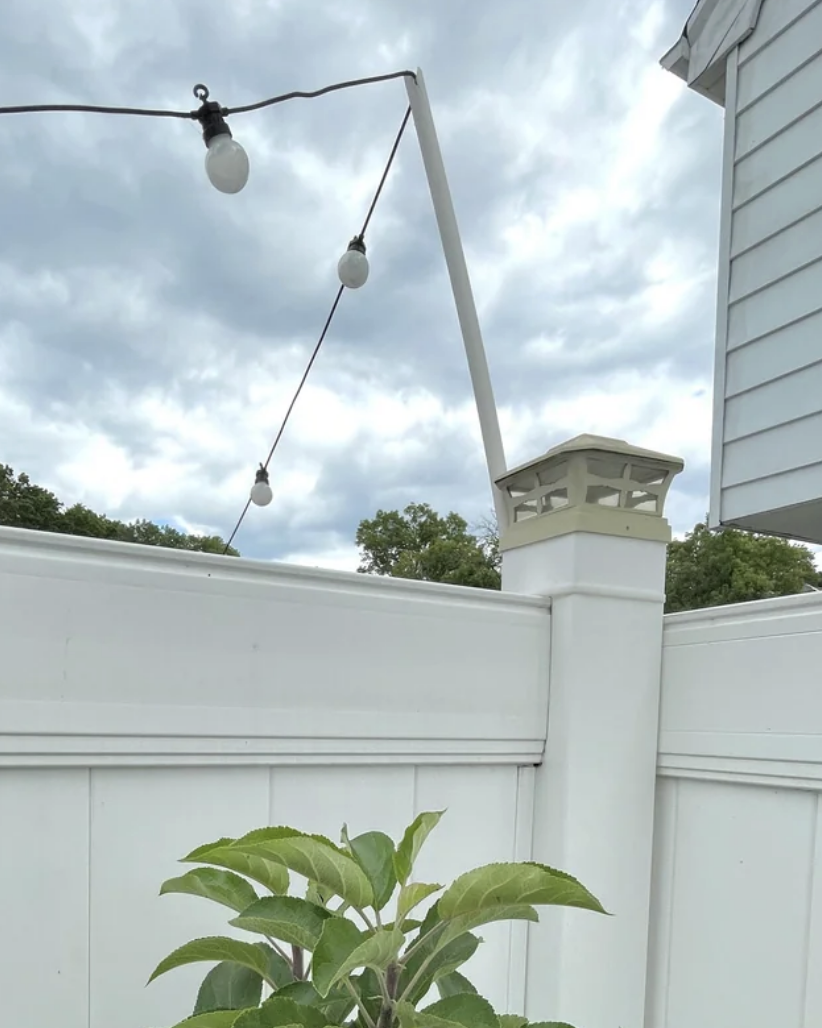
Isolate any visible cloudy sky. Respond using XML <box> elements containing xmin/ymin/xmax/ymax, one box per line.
<box><xmin>0</xmin><ymin>0</ymin><xmax>722</xmax><ymax>569</ymax></box>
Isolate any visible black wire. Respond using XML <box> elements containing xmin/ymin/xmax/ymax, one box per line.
<box><xmin>222</xmin><ymin>106</ymin><xmax>412</xmax><ymax>555</ymax></box>
<box><xmin>225</xmin><ymin>71</ymin><xmax>416</xmax><ymax>116</ymax></box>
<box><xmin>359</xmin><ymin>106</ymin><xmax>411</xmax><ymax>238</ymax></box>
<box><xmin>0</xmin><ymin>101</ymin><xmax>196</xmax><ymax>118</ymax></box>
<box><xmin>0</xmin><ymin>71</ymin><xmax>416</xmax><ymax>120</ymax></box>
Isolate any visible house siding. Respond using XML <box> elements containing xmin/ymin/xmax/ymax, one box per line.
<box><xmin>715</xmin><ymin>0</ymin><xmax>822</xmax><ymax>530</ymax></box>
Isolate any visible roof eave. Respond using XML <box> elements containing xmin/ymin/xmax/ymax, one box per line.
<box><xmin>660</xmin><ymin>34</ymin><xmax>727</xmax><ymax>106</ymax></box>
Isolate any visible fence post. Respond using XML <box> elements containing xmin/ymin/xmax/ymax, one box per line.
<box><xmin>498</xmin><ymin>434</ymin><xmax>683</xmax><ymax>1028</ymax></box>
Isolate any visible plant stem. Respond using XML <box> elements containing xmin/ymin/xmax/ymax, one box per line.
<box><xmin>377</xmin><ymin>963</ymin><xmax>400</xmax><ymax>1028</ymax></box>
<box><xmin>402</xmin><ymin>920</ymin><xmax>446</xmax><ymax>961</ymax></box>
<box><xmin>343</xmin><ymin>976</ymin><xmax>376</xmax><ymax>1028</ymax></box>
<box><xmin>292</xmin><ymin>945</ymin><xmax>304</xmax><ymax>980</ymax></box>
<box><xmin>356</xmin><ymin>907</ymin><xmax>376</xmax><ymax>931</ymax></box>
<box><xmin>396</xmin><ymin>949</ymin><xmax>439</xmax><ymax>1005</ymax></box>
<box><xmin>265</xmin><ymin>936</ymin><xmax>292</xmax><ymax>966</ymax></box>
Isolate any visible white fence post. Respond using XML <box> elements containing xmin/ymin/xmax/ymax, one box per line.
<box><xmin>498</xmin><ymin>435</ymin><xmax>683</xmax><ymax>1028</ymax></box>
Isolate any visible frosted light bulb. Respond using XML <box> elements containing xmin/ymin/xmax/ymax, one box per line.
<box><xmin>250</xmin><ymin>465</ymin><xmax>273</xmax><ymax>507</ymax></box>
<box><xmin>205</xmin><ymin>134</ymin><xmax>250</xmax><ymax>194</ymax></box>
<box><xmin>338</xmin><ymin>237</ymin><xmax>369</xmax><ymax>289</ymax></box>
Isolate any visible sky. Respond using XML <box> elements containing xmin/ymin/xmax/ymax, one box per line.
<box><xmin>0</xmin><ymin>0</ymin><xmax>724</xmax><ymax>570</ymax></box>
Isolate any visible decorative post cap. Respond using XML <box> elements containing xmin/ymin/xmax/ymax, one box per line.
<box><xmin>495</xmin><ymin>434</ymin><xmax>684</xmax><ymax>550</ymax></box>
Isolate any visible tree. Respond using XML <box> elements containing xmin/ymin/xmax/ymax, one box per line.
<box><xmin>664</xmin><ymin>520</ymin><xmax>819</xmax><ymax>613</ymax></box>
<box><xmin>356</xmin><ymin>502</ymin><xmax>822</xmax><ymax>611</ymax></box>
<box><xmin>355</xmin><ymin>502</ymin><xmax>500</xmax><ymax>590</ymax></box>
<box><xmin>0</xmin><ymin>463</ymin><xmax>239</xmax><ymax>556</ymax></box>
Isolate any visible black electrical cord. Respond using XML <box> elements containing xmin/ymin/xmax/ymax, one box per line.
<box><xmin>221</xmin><ymin>105</ymin><xmax>412</xmax><ymax>555</ymax></box>
<box><xmin>0</xmin><ymin>71</ymin><xmax>416</xmax><ymax>120</ymax></box>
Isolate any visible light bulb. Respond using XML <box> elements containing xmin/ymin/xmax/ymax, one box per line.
<box><xmin>205</xmin><ymin>134</ymin><xmax>250</xmax><ymax>194</ymax></box>
<box><xmin>250</xmin><ymin>465</ymin><xmax>273</xmax><ymax>507</ymax></box>
<box><xmin>338</xmin><ymin>237</ymin><xmax>369</xmax><ymax>289</ymax></box>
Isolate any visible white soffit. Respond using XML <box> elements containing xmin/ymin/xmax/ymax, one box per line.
<box><xmin>661</xmin><ymin>0</ymin><xmax>764</xmax><ymax>105</ymax></box>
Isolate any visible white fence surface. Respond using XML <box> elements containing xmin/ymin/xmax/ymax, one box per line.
<box><xmin>5</xmin><ymin>522</ymin><xmax>822</xmax><ymax>1028</ymax></box>
<box><xmin>650</xmin><ymin>593</ymin><xmax>822</xmax><ymax>1028</ymax></box>
<box><xmin>0</xmin><ymin>527</ymin><xmax>550</xmax><ymax>1028</ymax></box>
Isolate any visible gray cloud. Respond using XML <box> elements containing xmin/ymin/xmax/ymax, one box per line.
<box><xmin>0</xmin><ymin>0</ymin><xmax>719</xmax><ymax>561</ymax></box>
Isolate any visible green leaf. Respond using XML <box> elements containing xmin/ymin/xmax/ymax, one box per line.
<box><xmin>311</xmin><ymin>918</ymin><xmax>363</xmax><ymax>998</ymax></box>
<box><xmin>394</xmin><ymin>811</ymin><xmax>444</xmax><ymax>885</ymax></box>
<box><xmin>260</xmin><ymin>945</ymin><xmax>295</xmax><ymax>989</ymax></box>
<box><xmin>168</xmin><ymin>1013</ymin><xmax>249</xmax><ymax>1028</ymax></box>
<box><xmin>438</xmin><ymin>862</ymin><xmax>607</xmax><ymax>920</ymax></box>
<box><xmin>274</xmin><ymin>981</ymin><xmax>356</xmax><ymax>1024</ymax></box>
<box><xmin>421</xmin><ymin>994</ymin><xmax>499</xmax><ymax>1028</ymax></box>
<box><xmin>396</xmin><ymin>882</ymin><xmax>443</xmax><ymax>923</ymax></box>
<box><xmin>194</xmin><ymin>962</ymin><xmax>263</xmax><ymax>1015</ymax></box>
<box><xmin>498</xmin><ymin>1018</ymin><xmax>528</xmax><ymax>1028</ymax></box>
<box><xmin>436</xmin><ymin>971</ymin><xmax>478</xmax><ymax>999</ymax></box>
<box><xmin>347</xmin><ymin>830</ymin><xmax>397</xmax><ymax>910</ymax></box>
<box><xmin>528</xmin><ymin>1023</ymin><xmax>579</xmax><ymax>1028</ymax></box>
<box><xmin>439</xmin><ymin>903</ymin><xmax>539</xmax><ymax>946</ymax></box>
<box><xmin>161</xmin><ymin>868</ymin><xmax>259</xmax><ymax>914</ymax></box>
<box><xmin>230</xmin><ymin>896</ymin><xmax>334</xmax><ymax>951</ymax></box>
<box><xmin>148</xmin><ymin>937</ymin><xmax>278</xmax><ymax>988</ymax></box>
<box><xmin>233</xmin><ymin>996</ymin><xmax>327</xmax><ymax>1028</ymax></box>
<box><xmin>183</xmin><ymin>838</ymin><xmax>290</xmax><ymax>896</ymax></box>
<box><xmin>312</xmin><ymin>918</ymin><xmax>402</xmax><ymax>997</ymax></box>
<box><xmin>399</xmin><ymin>924</ymin><xmax>480</xmax><ymax>1005</ymax></box>
<box><xmin>230</xmin><ymin>828</ymin><xmax>373</xmax><ymax>908</ymax></box>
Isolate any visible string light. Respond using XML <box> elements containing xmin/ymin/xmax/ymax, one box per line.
<box><xmin>0</xmin><ymin>71</ymin><xmax>416</xmax><ymax>549</ymax></box>
<box><xmin>337</xmin><ymin>236</ymin><xmax>370</xmax><ymax>289</ymax></box>
<box><xmin>0</xmin><ymin>71</ymin><xmax>415</xmax><ymax>196</ymax></box>
<box><xmin>223</xmin><ymin>107</ymin><xmax>412</xmax><ymax>554</ymax></box>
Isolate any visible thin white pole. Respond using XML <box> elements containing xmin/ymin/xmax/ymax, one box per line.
<box><xmin>405</xmin><ymin>68</ymin><xmax>509</xmax><ymax>529</ymax></box>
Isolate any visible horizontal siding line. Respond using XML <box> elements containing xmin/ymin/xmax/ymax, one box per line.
<box><xmin>731</xmin><ymin>199</ymin><xmax>822</xmax><ymax>259</ymax></box>
<box><xmin>737</xmin><ymin>45</ymin><xmax>822</xmax><ymax>114</ymax></box>
<box><xmin>728</xmin><ymin>252</ymin><xmax>822</xmax><ymax>308</ymax></box>
<box><xmin>724</xmin><ymin>450</ymin><xmax>822</xmax><ymax>487</ymax></box>
<box><xmin>731</xmin><ymin>150</ymin><xmax>822</xmax><ymax>212</ymax></box>
<box><xmin>735</xmin><ymin>95</ymin><xmax>822</xmax><ymax>163</ymax></box>
<box><xmin>725</xmin><ymin>408</ymin><xmax>822</xmax><ymax>447</ymax></box>
<box><xmin>738</xmin><ymin>0</ymin><xmax>822</xmax><ymax>73</ymax></box>
<box><xmin>727</xmin><ymin>301</ymin><xmax>822</xmax><ymax>351</ymax></box>
<box><xmin>725</xmin><ymin>355</ymin><xmax>822</xmax><ymax>400</ymax></box>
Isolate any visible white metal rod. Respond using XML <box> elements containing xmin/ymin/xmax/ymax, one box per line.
<box><xmin>405</xmin><ymin>68</ymin><xmax>509</xmax><ymax>529</ymax></box>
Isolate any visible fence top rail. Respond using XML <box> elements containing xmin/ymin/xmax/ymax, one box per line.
<box><xmin>0</xmin><ymin>524</ymin><xmax>551</xmax><ymax>613</ymax></box>
<box><xmin>664</xmin><ymin>589</ymin><xmax>822</xmax><ymax>628</ymax></box>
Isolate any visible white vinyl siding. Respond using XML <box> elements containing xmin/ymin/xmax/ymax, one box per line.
<box><xmin>713</xmin><ymin>0</ymin><xmax>822</xmax><ymax>535</ymax></box>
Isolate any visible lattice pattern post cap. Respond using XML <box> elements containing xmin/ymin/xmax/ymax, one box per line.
<box><xmin>495</xmin><ymin>434</ymin><xmax>684</xmax><ymax>549</ymax></box>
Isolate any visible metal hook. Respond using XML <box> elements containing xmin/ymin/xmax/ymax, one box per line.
<box><xmin>193</xmin><ymin>84</ymin><xmax>210</xmax><ymax>102</ymax></box>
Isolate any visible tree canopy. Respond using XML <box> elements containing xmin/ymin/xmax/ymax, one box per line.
<box><xmin>0</xmin><ymin>463</ymin><xmax>239</xmax><ymax>556</ymax></box>
<box><xmin>665</xmin><ymin>520</ymin><xmax>819</xmax><ymax>612</ymax></box>
<box><xmin>355</xmin><ymin>502</ymin><xmax>500</xmax><ymax>589</ymax></box>
<box><xmin>356</xmin><ymin>503</ymin><xmax>821</xmax><ymax>612</ymax></box>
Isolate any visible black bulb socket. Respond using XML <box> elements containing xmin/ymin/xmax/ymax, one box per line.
<box><xmin>197</xmin><ymin>100</ymin><xmax>233</xmax><ymax>148</ymax></box>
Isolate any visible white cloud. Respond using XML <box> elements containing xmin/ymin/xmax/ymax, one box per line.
<box><xmin>0</xmin><ymin>0</ymin><xmax>723</xmax><ymax>564</ymax></box>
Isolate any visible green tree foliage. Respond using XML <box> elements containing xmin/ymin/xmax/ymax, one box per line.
<box><xmin>356</xmin><ymin>504</ymin><xmax>822</xmax><ymax>612</ymax></box>
<box><xmin>665</xmin><ymin>520</ymin><xmax>819</xmax><ymax>613</ymax></box>
<box><xmin>355</xmin><ymin>503</ymin><xmax>500</xmax><ymax>590</ymax></box>
<box><xmin>150</xmin><ymin>811</ymin><xmax>602</xmax><ymax>1028</ymax></box>
<box><xmin>0</xmin><ymin>463</ymin><xmax>239</xmax><ymax>556</ymax></box>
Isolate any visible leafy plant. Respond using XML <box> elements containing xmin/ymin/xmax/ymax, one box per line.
<box><xmin>149</xmin><ymin>811</ymin><xmax>606</xmax><ymax>1028</ymax></box>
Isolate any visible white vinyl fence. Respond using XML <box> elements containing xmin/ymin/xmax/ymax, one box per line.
<box><xmin>5</xmin><ymin>521</ymin><xmax>822</xmax><ymax>1028</ymax></box>
<box><xmin>0</xmin><ymin>527</ymin><xmax>550</xmax><ymax>1028</ymax></box>
<box><xmin>649</xmin><ymin>592</ymin><xmax>822</xmax><ymax>1028</ymax></box>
